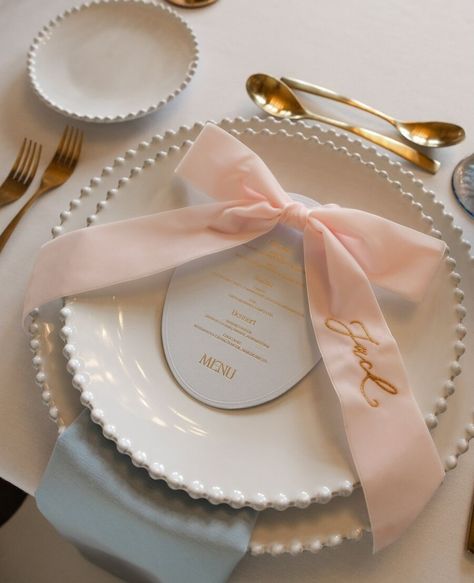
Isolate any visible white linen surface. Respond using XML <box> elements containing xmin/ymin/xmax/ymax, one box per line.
<box><xmin>0</xmin><ymin>0</ymin><xmax>473</xmax><ymax>581</ymax></box>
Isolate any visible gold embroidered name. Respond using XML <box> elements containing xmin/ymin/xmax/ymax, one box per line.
<box><xmin>324</xmin><ymin>318</ymin><xmax>398</xmax><ymax>408</ymax></box>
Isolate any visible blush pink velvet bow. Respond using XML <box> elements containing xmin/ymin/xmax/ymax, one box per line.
<box><xmin>23</xmin><ymin>124</ymin><xmax>446</xmax><ymax>551</ymax></box>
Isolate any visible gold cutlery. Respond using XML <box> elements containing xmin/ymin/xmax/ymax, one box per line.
<box><xmin>0</xmin><ymin>126</ymin><xmax>83</xmax><ymax>253</ymax></box>
<box><xmin>246</xmin><ymin>73</ymin><xmax>440</xmax><ymax>174</ymax></box>
<box><xmin>0</xmin><ymin>139</ymin><xmax>42</xmax><ymax>208</ymax></box>
<box><xmin>282</xmin><ymin>76</ymin><xmax>465</xmax><ymax>149</ymax></box>
<box><xmin>468</xmin><ymin>491</ymin><xmax>474</xmax><ymax>553</ymax></box>
<box><xmin>165</xmin><ymin>0</ymin><xmax>218</xmax><ymax>7</ymax></box>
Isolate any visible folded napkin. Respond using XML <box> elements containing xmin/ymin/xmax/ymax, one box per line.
<box><xmin>25</xmin><ymin>124</ymin><xmax>446</xmax><ymax>552</ymax></box>
<box><xmin>36</xmin><ymin>410</ymin><xmax>257</xmax><ymax>583</ymax></box>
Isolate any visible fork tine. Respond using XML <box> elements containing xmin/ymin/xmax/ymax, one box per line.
<box><xmin>20</xmin><ymin>142</ymin><xmax>38</xmax><ymax>185</ymax></box>
<box><xmin>17</xmin><ymin>141</ymin><xmax>34</xmax><ymax>184</ymax></box>
<box><xmin>53</xmin><ymin>125</ymin><xmax>71</xmax><ymax>163</ymax></box>
<box><xmin>73</xmin><ymin>130</ymin><xmax>84</xmax><ymax>166</ymax></box>
<box><xmin>13</xmin><ymin>139</ymin><xmax>32</xmax><ymax>181</ymax></box>
<box><xmin>8</xmin><ymin>138</ymin><xmax>27</xmax><ymax>179</ymax></box>
<box><xmin>60</xmin><ymin>126</ymin><xmax>74</xmax><ymax>164</ymax></box>
<box><xmin>62</xmin><ymin>127</ymin><xmax>77</xmax><ymax>166</ymax></box>
<box><xmin>67</xmin><ymin>128</ymin><xmax>83</xmax><ymax>168</ymax></box>
<box><xmin>24</xmin><ymin>144</ymin><xmax>42</xmax><ymax>188</ymax></box>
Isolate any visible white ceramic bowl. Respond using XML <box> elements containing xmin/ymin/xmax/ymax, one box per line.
<box><xmin>27</xmin><ymin>0</ymin><xmax>199</xmax><ymax>122</ymax></box>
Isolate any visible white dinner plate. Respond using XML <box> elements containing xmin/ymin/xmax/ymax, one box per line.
<box><xmin>56</xmin><ymin>126</ymin><xmax>463</xmax><ymax>512</ymax></box>
<box><xmin>27</xmin><ymin>0</ymin><xmax>198</xmax><ymax>122</ymax></box>
<box><xmin>29</xmin><ymin>118</ymin><xmax>470</xmax><ymax>555</ymax></box>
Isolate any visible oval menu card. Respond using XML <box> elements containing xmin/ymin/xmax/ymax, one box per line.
<box><xmin>162</xmin><ymin>194</ymin><xmax>321</xmax><ymax>409</ymax></box>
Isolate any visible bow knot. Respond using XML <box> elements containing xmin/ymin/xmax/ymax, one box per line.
<box><xmin>280</xmin><ymin>201</ymin><xmax>311</xmax><ymax>231</ymax></box>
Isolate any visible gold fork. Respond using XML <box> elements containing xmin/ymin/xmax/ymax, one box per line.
<box><xmin>0</xmin><ymin>126</ymin><xmax>83</xmax><ymax>252</ymax></box>
<box><xmin>0</xmin><ymin>139</ymin><xmax>42</xmax><ymax>208</ymax></box>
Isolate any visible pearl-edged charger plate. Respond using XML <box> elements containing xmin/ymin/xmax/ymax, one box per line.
<box><xmin>27</xmin><ymin>0</ymin><xmax>199</xmax><ymax>123</ymax></box>
<box><xmin>58</xmin><ymin>125</ymin><xmax>463</xmax><ymax>511</ymax></box>
<box><xmin>29</xmin><ymin>118</ymin><xmax>471</xmax><ymax>555</ymax></box>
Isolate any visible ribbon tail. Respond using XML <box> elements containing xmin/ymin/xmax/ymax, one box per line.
<box><xmin>22</xmin><ymin>201</ymin><xmax>276</xmax><ymax>329</ymax></box>
<box><xmin>303</xmin><ymin>223</ymin><xmax>445</xmax><ymax>552</ymax></box>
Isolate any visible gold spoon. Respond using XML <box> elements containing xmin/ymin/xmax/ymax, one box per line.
<box><xmin>165</xmin><ymin>0</ymin><xmax>218</xmax><ymax>7</ymax></box>
<box><xmin>246</xmin><ymin>74</ymin><xmax>440</xmax><ymax>174</ymax></box>
<box><xmin>282</xmin><ymin>76</ymin><xmax>465</xmax><ymax>148</ymax></box>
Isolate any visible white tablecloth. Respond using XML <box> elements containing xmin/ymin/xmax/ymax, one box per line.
<box><xmin>0</xmin><ymin>0</ymin><xmax>473</xmax><ymax>581</ymax></box>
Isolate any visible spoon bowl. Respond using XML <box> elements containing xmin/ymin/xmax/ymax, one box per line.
<box><xmin>246</xmin><ymin>74</ymin><xmax>306</xmax><ymax>119</ymax></box>
<box><xmin>396</xmin><ymin>121</ymin><xmax>465</xmax><ymax>148</ymax></box>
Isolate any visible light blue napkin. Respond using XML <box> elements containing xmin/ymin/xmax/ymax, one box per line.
<box><xmin>36</xmin><ymin>410</ymin><xmax>257</xmax><ymax>583</ymax></box>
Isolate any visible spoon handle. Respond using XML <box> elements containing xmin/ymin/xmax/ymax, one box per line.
<box><xmin>303</xmin><ymin>111</ymin><xmax>439</xmax><ymax>174</ymax></box>
<box><xmin>282</xmin><ymin>77</ymin><xmax>395</xmax><ymax>125</ymax></box>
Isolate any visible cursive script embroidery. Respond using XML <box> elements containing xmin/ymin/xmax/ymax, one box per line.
<box><xmin>325</xmin><ymin>318</ymin><xmax>399</xmax><ymax>408</ymax></box>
